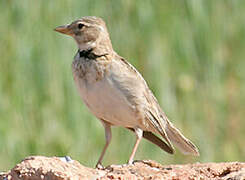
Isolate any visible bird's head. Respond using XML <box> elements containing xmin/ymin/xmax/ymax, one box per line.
<box><xmin>55</xmin><ymin>16</ymin><xmax>113</xmax><ymax>54</ymax></box>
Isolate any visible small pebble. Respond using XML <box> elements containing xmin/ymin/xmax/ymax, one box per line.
<box><xmin>59</xmin><ymin>156</ymin><xmax>73</xmax><ymax>163</ymax></box>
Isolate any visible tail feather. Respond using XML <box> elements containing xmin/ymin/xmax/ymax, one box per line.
<box><xmin>127</xmin><ymin>128</ymin><xmax>174</xmax><ymax>154</ymax></box>
<box><xmin>165</xmin><ymin>121</ymin><xmax>199</xmax><ymax>156</ymax></box>
<box><xmin>143</xmin><ymin>131</ymin><xmax>174</xmax><ymax>154</ymax></box>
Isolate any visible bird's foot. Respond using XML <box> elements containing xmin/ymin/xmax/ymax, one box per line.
<box><xmin>96</xmin><ymin>162</ymin><xmax>104</xmax><ymax>170</ymax></box>
<box><xmin>127</xmin><ymin>159</ymin><xmax>134</xmax><ymax>165</ymax></box>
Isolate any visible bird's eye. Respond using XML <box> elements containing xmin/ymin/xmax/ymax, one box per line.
<box><xmin>78</xmin><ymin>23</ymin><xmax>84</xmax><ymax>29</ymax></box>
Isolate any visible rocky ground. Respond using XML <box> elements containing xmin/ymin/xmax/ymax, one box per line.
<box><xmin>0</xmin><ymin>156</ymin><xmax>244</xmax><ymax>180</ymax></box>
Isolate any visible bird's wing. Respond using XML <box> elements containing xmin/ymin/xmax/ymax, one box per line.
<box><xmin>110</xmin><ymin>55</ymin><xmax>174</xmax><ymax>152</ymax></box>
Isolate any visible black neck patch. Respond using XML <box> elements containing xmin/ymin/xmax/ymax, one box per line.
<box><xmin>78</xmin><ymin>49</ymin><xmax>108</xmax><ymax>59</ymax></box>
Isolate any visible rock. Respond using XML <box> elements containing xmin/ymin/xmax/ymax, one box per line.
<box><xmin>0</xmin><ymin>156</ymin><xmax>244</xmax><ymax>180</ymax></box>
<box><xmin>0</xmin><ymin>156</ymin><xmax>105</xmax><ymax>180</ymax></box>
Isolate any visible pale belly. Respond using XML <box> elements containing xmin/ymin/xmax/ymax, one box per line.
<box><xmin>74</xmin><ymin>74</ymin><xmax>139</xmax><ymax>128</ymax></box>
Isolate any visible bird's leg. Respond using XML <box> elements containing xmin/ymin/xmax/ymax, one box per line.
<box><xmin>128</xmin><ymin>127</ymin><xmax>143</xmax><ymax>164</ymax></box>
<box><xmin>96</xmin><ymin>121</ymin><xmax>112</xmax><ymax>169</ymax></box>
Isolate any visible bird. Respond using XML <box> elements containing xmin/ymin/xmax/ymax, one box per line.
<box><xmin>54</xmin><ymin>16</ymin><xmax>199</xmax><ymax>168</ymax></box>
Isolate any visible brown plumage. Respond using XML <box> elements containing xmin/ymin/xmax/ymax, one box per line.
<box><xmin>55</xmin><ymin>16</ymin><xmax>199</xmax><ymax>168</ymax></box>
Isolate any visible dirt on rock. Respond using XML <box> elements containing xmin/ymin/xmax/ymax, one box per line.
<box><xmin>0</xmin><ymin>156</ymin><xmax>244</xmax><ymax>180</ymax></box>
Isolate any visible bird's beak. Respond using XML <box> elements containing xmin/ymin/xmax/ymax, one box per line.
<box><xmin>54</xmin><ymin>25</ymin><xmax>73</xmax><ymax>36</ymax></box>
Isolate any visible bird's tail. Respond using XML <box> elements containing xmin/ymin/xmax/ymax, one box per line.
<box><xmin>165</xmin><ymin>121</ymin><xmax>199</xmax><ymax>156</ymax></box>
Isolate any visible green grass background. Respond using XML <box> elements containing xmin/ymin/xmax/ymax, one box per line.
<box><xmin>0</xmin><ymin>0</ymin><xmax>245</xmax><ymax>170</ymax></box>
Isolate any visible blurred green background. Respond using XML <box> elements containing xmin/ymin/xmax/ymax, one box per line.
<box><xmin>0</xmin><ymin>0</ymin><xmax>245</xmax><ymax>171</ymax></box>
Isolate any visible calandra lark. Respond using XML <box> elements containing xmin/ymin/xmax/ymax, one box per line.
<box><xmin>55</xmin><ymin>16</ymin><xmax>199</xmax><ymax>168</ymax></box>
